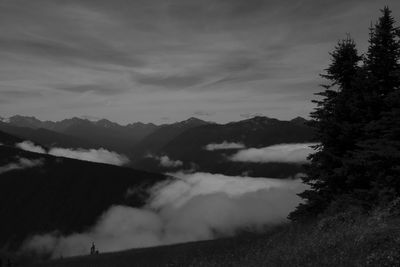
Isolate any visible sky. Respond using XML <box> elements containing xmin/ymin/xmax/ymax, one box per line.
<box><xmin>0</xmin><ymin>0</ymin><xmax>399</xmax><ymax>124</ymax></box>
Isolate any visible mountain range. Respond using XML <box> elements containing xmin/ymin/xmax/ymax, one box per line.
<box><xmin>0</xmin><ymin>115</ymin><xmax>161</xmax><ymax>152</ymax></box>
<box><xmin>132</xmin><ymin>116</ymin><xmax>314</xmax><ymax>177</ymax></box>
<box><xmin>0</xmin><ymin>115</ymin><xmax>314</xmax><ymax>177</ymax></box>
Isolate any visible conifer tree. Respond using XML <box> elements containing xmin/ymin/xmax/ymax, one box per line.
<box><xmin>344</xmin><ymin>7</ymin><xmax>400</xmax><ymax>205</ymax></box>
<box><xmin>343</xmin><ymin>7</ymin><xmax>400</xmax><ymax>203</ymax></box>
<box><xmin>290</xmin><ymin>38</ymin><xmax>362</xmax><ymax>218</ymax></box>
<box><xmin>291</xmin><ymin>7</ymin><xmax>400</xmax><ymax>219</ymax></box>
<box><xmin>365</xmin><ymin>7</ymin><xmax>400</xmax><ymax>98</ymax></box>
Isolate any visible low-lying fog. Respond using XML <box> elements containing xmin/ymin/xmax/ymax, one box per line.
<box><xmin>6</xmin><ymin>141</ymin><xmax>314</xmax><ymax>258</ymax></box>
<box><xmin>23</xmin><ymin>172</ymin><xmax>307</xmax><ymax>258</ymax></box>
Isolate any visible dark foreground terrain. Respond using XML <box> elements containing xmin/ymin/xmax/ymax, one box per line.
<box><xmin>23</xmin><ymin>203</ymin><xmax>400</xmax><ymax>267</ymax></box>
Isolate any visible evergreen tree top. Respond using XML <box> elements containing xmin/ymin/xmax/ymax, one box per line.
<box><xmin>366</xmin><ymin>6</ymin><xmax>400</xmax><ymax>94</ymax></box>
<box><xmin>321</xmin><ymin>37</ymin><xmax>361</xmax><ymax>91</ymax></box>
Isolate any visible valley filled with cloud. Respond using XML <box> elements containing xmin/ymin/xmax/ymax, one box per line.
<box><xmin>23</xmin><ymin>172</ymin><xmax>307</xmax><ymax>257</ymax></box>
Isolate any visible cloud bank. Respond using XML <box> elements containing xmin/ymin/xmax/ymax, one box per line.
<box><xmin>48</xmin><ymin>148</ymin><xmax>129</xmax><ymax>166</ymax></box>
<box><xmin>0</xmin><ymin>157</ymin><xmax>44</xmax><ymax>174</ymax></box>
<box><xmin>205</xmin><ymin>141</ymin><xmax>245</xmax><ymax>151</ymax></box>
<box><xmin>16</xmin><ymin>141</ymin><xmax>46</xmax><ymax>154</ymax></box>
<box><xmin>159</xmin><ymin>156</ymin><xmax>183</xmax><ymax>168</ymax></box>
<box><xmin>146</xmin><ymin>154</ymin><xmax>183</xmax><ymax>168</ymax></box>
<box><xmin>15</xmin><ymin>141</ymin><xmax>129</xmax><ymax>166</ymax></box>
<box><xmin>230</xmin><ymin>143</ymin><xmax>318</xmax><ymax>163</ymax></box>
<box><xmin>23</xmin><ymin>172</ymin><xmax>307</xmax><ymax>258</ymax></box>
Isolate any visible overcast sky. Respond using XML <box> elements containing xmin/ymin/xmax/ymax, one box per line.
<box><xmin>0</xmin><ymin>0</ymin><xmax>399</xmax><ymax>124</ymax></box>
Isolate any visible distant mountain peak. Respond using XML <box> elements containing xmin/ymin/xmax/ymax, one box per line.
<box><xmin>290</xmin><ymin>117</ymin><xmax>308</xmax><ymax>124</ymax></box>
<box><xmin>128</xmin><ymin>122</ymin><xmax>157</xmax><ymax>127</ymax></box>
<box><xmin>95</xmin><ymin>119</ymin><xmax>119</xmax><ymax>128</ymax></box>
<box><xmin>64</xmin><ymin>117</ymin><xmax>90</xmax><ymax>124</ymax></box>
<box><xmin>175</xmin><ymin>117</ymin><xmax>211</xmax><ymax>127</ymax></box>
<box><xmin>252</xmin><ymin>115</ymin><xmax>274</xmax><ymax>120</ymax></box>
<box><xmin>96</xmin><ymin>118</ymin><xmax>112</xmax><ymax>123</ymax></box>
<box><xmin>183</xmin><ymin>117</ymin><xmax>205</xmax><ymax>123</ymax></box>
<box><xmin>79</xmin><ymin>115</ymin><xmax>102</xmax><ymax>122</ymax></box>
<box><xmin>8</xmin><ymin>115</ymin><xmax>43</xmax><ymax>128</ymax></box>
<box><xmin>240</xmin><ymin>116</ymin><xmax>278</xmax><ymax>125</ymax></box>
<box><xmin>65</xmin><ymin>117</ymin><xmax>85</xmax><ymax>122</ymax></box>
<box><xmin>9</xmin><ymin>114</ymin><xmax>40</xmax><ymax>121</ymax></box>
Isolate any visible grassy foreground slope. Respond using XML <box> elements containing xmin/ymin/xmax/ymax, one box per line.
<box><xmin>28</xmin><ymin>203</ymin><xmax>400</xmax><ymax>267</ymax></box>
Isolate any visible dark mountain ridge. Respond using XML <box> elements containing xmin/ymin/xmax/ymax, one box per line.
<box><xmin>128</xmin><ymin>117</ymin><xmax>212</xmax><ymax>159</ymax></box>
<box><xmin>131</xmin><ymin>116</ymin><xmax>314</xmax><ymax>177</ymax></box>
<box><xmin>1</xmin><ymin>115</ymin><xmax>213</xmax><ymax>153</ymax></box>
<box><xmin>0</xmin><ymin>129</ymin><xmax>23</xmax><ymax>145</ymax></box>
<box><xmin>3</xmin><ymin>116</ymin><xmax>160</xmax><ymax>152</ymax></box>
<box><xmin>0</xmin><ymin>122</ymin><xmax>102</xmax><ymax>149</ymax></box>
